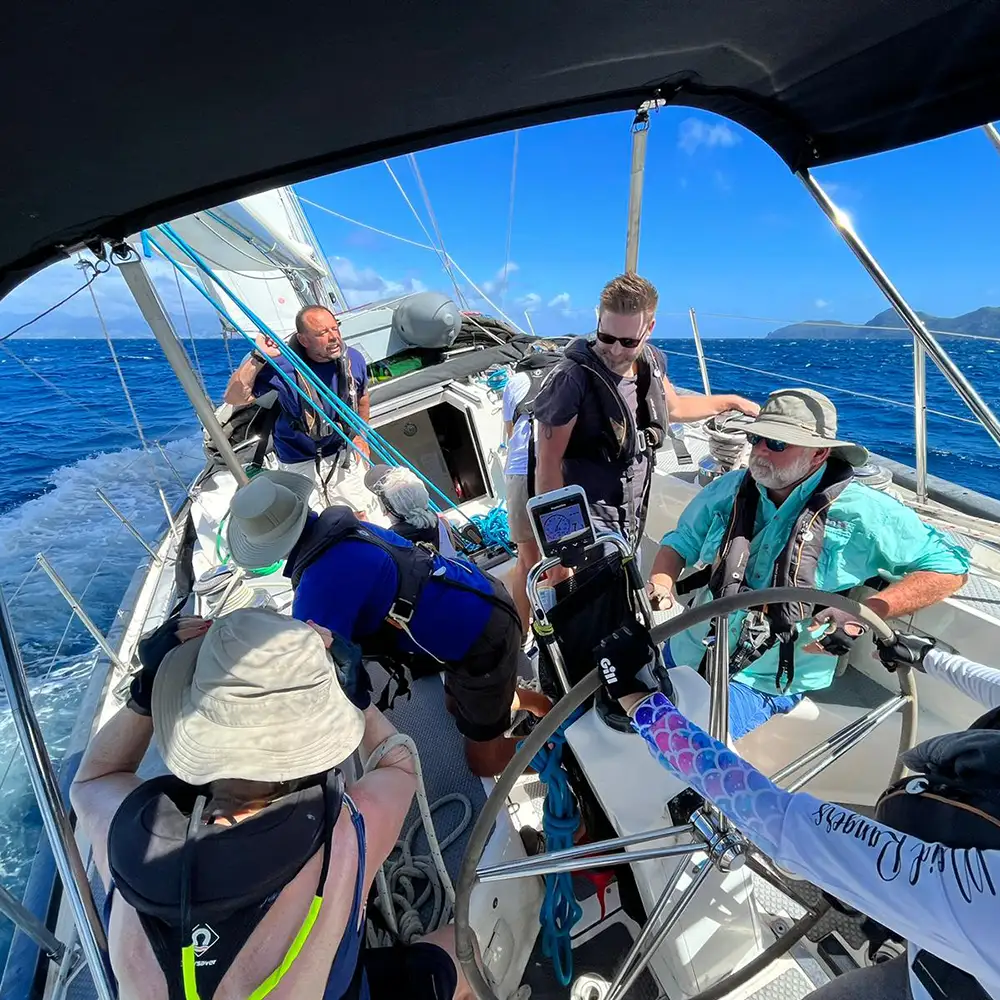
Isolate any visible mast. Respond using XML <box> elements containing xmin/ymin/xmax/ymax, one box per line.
<box><xmin>625</xmin><ymin>106</ymin><xmax>651</xmax><ymax>273</ymax></box>
<box><xmin>116</xmin><ymin>250</ymin><xmax>250</xmax><ymax>486</ymax></box>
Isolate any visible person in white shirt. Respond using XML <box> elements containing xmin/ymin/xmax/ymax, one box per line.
<box><xmin>597</xmin><ymin>623</ymin><xmax>1000</xmax><ymax>1000</ymax></box>
<box><xmin>501</xmin><ymin>343</ymin><xmax>561</xmax><ymax>633</ymax></box>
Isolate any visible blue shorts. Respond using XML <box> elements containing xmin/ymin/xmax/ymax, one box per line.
<box><xmin>662</xmin><ymin>643</ymin><xmax>803</xmax><ymax>741</ymax></box>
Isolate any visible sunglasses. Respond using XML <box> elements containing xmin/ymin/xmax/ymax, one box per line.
<box><xmin>747</xmin><ymin>433</ymin><xmax>788</xmax><ymax>452</ymax></box>
<box><xmin>595</xmin><ymin>329</ymin><xmax>645</xmax><ymax>349</ymax></box>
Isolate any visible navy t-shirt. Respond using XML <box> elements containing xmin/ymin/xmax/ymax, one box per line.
<box><xmin>290</xmin><ymin>519</ymin><xmax>495</xmax><ymax>661</ymax></box>
<box><xmin>253</xmin><ymin>345</ymin><xmax>368</xmax><ymax>463</ymax></box>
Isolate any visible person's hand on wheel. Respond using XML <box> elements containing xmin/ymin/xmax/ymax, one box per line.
<box><xmin>803</xmin><ymin>607</ymin><xmax>869</xmax><ymax>656</ymax></box>
<box><xmin>877</xmin><ymin>631</ymin><xmax>936</xmax><ymax>673</ymax></box>
<box><xmin>593</xmin><ymin>623</ymin><xmax>658</xmax><ymax>702</ymax></box>
<box><xmin>646</xmin><ymin>577</ymin><xmax>674</xmax><ymax>612</ymax></box>
<box><xmin>130</xmin><ymin>615</ymin><xmax>213</xmax><ymax>716</ymax></box>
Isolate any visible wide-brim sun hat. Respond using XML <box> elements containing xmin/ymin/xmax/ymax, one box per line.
<box><xmin>225</xmin><ymin>470</ymin><xmax>314</xmax><ymax>570</ymax></box>
<box><xmin>151</xmin><ymin>608</ymin><xmax>365</xmax><ymax>785</ymax></box>
<box><xmin>744</xmin><ymin>387</ymin><xmax>869</xmax><ymax>467</ymax></box>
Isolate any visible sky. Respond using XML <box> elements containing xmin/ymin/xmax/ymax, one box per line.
<box><xmin>3</xmin><ymin>108</ymin><xmax>1000</xmax><ymax>340</ymax></box>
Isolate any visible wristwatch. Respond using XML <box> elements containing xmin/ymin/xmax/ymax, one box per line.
<box><xmin>251</xmin><ymin>350</ymin><xmax>269</xmax><ymax>365</ymax></box>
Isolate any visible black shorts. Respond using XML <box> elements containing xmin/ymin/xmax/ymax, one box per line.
<box><xmin>443</xmin><ymin>580</ymin><xmax>525</xmax><ymax>742</ymax></box>
<box><xmin>365</xmin><ymin>942</ymin><xmax>457</xmax><ymax>1000</ymax></box>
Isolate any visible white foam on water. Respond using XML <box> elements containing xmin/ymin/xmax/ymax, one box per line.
<box><xmin>0</xmin><ymin>435</ymin><xmax>205</xmax><ymax>928</ymax></box>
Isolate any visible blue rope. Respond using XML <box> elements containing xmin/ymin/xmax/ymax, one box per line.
<box><xmin>480</xmin><ymin>366</ymin><xmax>510</xmax><ymax>392</ymax></box>
<box><xmin>470</xmin><ymin>505</ymin><xmax>509</xmax><ymax>548</ymax></box>
<box><xmin>525</xmin><ymin>709</ymin><xmax>585</xmax><ymax>986</ymax></box>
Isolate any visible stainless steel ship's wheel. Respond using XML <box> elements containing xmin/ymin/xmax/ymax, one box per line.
<box><xmin>456</xmin><ymin>587</ymin><xmax>917</xmax><ymax>1000</ymax></box>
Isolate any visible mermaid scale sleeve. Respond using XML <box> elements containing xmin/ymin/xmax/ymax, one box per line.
<box><xmin>631</xmin><ymin>691</ymin><xmax>789</xmax><ymax>856</ymax></box>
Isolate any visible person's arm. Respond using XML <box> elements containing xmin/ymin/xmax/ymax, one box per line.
<box><xmin>921</xmin><ymin>647</ymin><xmax>1000</xmax><ymax>709</ymax></box>
<box><xmin>647</xmin><ymin>471</ymin><xmax>740</xmax><ymax>607</ymax></box>
<box><xmin>624</xmin><ymin>690</ymin><xmax>1000</xmax><ymax>982</ymax></box>
<box><xmin>647</xmin><ymin>545</ymin><xmax>686</xmax><ymax>610</ymax></box>
<box><xmin>223</xmin><ymin>335</ymin><xmax>281</xmax><ymax>406</ymax></box>
<box><xmin>69</xmin><ymin>709</ymin><xmax>153</xmax><ymax>888</ymax></box>
<box><xmin>348</xmin><ymin>705</ymin><xmax>418</xmax><ymax>874</ymax></box>
<box><xmin>534</xmin><ymin>419</ymin><xmax>577</xmax><ymax>495</ymax></box>
<box><xmin>662</xmin><ymin>376</ymin><xmax>759</xmax><ymax>422</ymax></box>
<box><xmin>353</xmin><ymin>390</ymin><xmax>371</xmax><ymax>460</ymax></box>
<box><xmin>864</xmin><ymin>570</ymin><xmax>967</xmax><ymax>621</ymax></box>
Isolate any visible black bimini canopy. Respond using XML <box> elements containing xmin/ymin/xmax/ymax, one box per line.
<box><xmin>3</xmin><ymin>0</ymin><xmax>999</xmax><ymax>298</ymax></box>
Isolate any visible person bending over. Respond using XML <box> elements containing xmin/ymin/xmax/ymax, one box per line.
<box><xmin>364</xmin><ymin>463</ymin><xmax>459</xmax><ymax>557</ymax></box>
<box><xmin>599</xmin><ymin>623</ymin><xmax>1000</xmax><ymax>1000</ymax></box>
<box><xmin>225</xmin><ymin>471</ymin><xmax>549</xmax><ymax>777</ymax></box>
<box><xmin>646</xmin><ymin>387</ymin><xmax>968</xmax><ymax>740</ymax></box>
<box><xmin>70</xmin><ymin>608</ymin><xmax>475</xmax><ymax>1000</ymax></box>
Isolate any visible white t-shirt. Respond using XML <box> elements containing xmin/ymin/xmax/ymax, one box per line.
<box><xmin>501</xmin><ymin>372</ymin><xmax>532</xmax><ymax>477</ymax></box>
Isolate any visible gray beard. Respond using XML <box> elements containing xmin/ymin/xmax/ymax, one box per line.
<box><xmin>749</xmin><ymin>451</ymin><xmax>816</xmax><ymax>490</ymax></box>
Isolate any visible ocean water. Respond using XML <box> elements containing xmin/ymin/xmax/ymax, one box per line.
<box><xmin>0</xmin><ymin>334</ymin><xmax>998</xmax><ymax>965</ymax></box>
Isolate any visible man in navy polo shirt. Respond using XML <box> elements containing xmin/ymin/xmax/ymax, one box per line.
<box><xmin>224</xmin><ymin>304</ymin><xmax>376</xmax><ymax>515</ymax></box>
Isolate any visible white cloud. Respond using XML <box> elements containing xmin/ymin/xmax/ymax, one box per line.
<box><xmin>547</xmin><ymin>292</ymin><xmax>571</xmax><ymax>309</ymax></box>
<box><xmin>678</xmin><ymin>118</ymin><xmax>740</xmax><ymax>155</ymax></box>
<box><xmin>518</xmin><ymin>292</ymin><xmax>542</xmax><ymax>310</ymax></box>
<box><xmin>712</xmin><ymin>170</ymin><xmax>732</xmax><ymax>194</ymax></box>
<box><xmin>329</xmin><ymin>256</ymin><xmax>426</xmax><ymax>307</ymax></box>
<box><xmin>815</xmin><ymin>298</ymin><xmax>830</xmax><ymax>310</ymax></box>
<box><xmin>482</xmin><ymin>261</ymin><xmax>520</xmax><ymax>296</ymax></box>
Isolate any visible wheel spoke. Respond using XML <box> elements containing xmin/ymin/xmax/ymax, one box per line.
<box><xmin>770</xmin><ymin>694</ymin><xmax>908</xmax><ymax>793</ymax></box>
<box><xmin>477</xmin><ymin>838</ymin><xmax>701</xmax><ymax>883</ymax></box>
<box><xmin>476</xmin><ymin>823</ymin><xmax>693</xmax><ymax>881</ymax></box>
<box><xmin>605</xmin><ymin>861</ymin><xmax>714</xmax><ymax>1000</ymax></box>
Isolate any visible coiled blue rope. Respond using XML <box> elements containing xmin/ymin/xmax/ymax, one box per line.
<box><xmin>525</xmin><ymin>707</ymin><xmax>586</xmax><ymax>986</ymax></box>
<box><xmin>470</xmin><ymin>505</ymin><xmax>510</xmax><ymax>548</ymax></box>
<box><xmin>481</xmin><ymin>366</ymin><xmax>511</xmax><ymax>392</ymax></box>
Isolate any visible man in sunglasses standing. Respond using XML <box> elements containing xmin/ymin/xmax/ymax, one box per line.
<box><xmin>532</xmin><ymin>273</ymin><xmax>758</xmax><ymax>559</ymax></box>
<box><xmin>647</xmin><ymin>387</ymin><xmax>969</xmax><ymax>740</ymax></box>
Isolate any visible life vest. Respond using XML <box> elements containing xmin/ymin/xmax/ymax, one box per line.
<box><xmin>107</xmin><ymin>770</ymin><xmax>352</xmax><ymax>1000</ymax></box>
<box><xmin>873</xmin><ymin>709</ymin><xmax>1000</xmax><ymax>1000</ymax></box>
<box><xmin>286</xmin><ymin>507</ymin><xmax>519</xmax><ymax>692</ymax></box>
<box><xmin>277</xmin><ymin>337</ymin><xmax>359</xmax><ymax>458</ymax></box>
<box><xmin>560</xmin><ymin>338</ymin><xmax>668</xmax><ymax>464</ymax></box>
<box><xmin>511</xmin><ymin>350</ymin><xmax>563</xmax><ymax>423</ymax></box>
<box><xmin>696</xmin><ymin>459</ymin><xmax>856</xmax><ymax>691</ymax></box>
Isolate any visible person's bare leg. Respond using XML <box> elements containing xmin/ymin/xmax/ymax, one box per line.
<box><xmin>416</xmin><ymin>925</ymin><xmax>477</xmax><ymax>1000</ymax></box>
<box><xmin>510</xmin><ymin>537</ymin><xmax>540</xmax><ymax>636</ymax></box>
<box><xmin>465</xmin><ymin>735</ymin><xmax>518</xmax><ymax>777</ymax></box>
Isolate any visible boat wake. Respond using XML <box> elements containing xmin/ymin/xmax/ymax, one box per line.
<box><xmin>0</xmin><ymin>435</ymin><xmax>204</xmax><ymax>958</ymax></box>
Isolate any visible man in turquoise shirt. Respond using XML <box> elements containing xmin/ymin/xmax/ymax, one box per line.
<box><xmin>647</xmin><ymin>388</ymin><xmax>969</xmax><ymax>740</ymax></box>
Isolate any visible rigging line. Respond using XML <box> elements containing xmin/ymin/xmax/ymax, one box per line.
<box><xmin>406</xmin><ymin>153</ymin><xmax>468</xmax><ymax>309</ymax></box>
<box><xmin>500</xmin><ymin>130</ymin><xmax>519</xmax><ymax>314</ymax></box>
<box><xmin>685</xmin><ymin>309</ymin><xmax>1000</xmax><ymax>345</ymax></box>
<box><xmin>85</xmin><ymin>262</ymin><xmax>179</xmax><ymax>535</ymax></box>
<box><xmin>298</xmin><ymin>198</ymin><xmax>437</xmax><ymax>252</ymax></box>
<box><xmin>41</xmin><ymin>553</ymin><xmax>111</xmax><ymax>684</ymax></box>
<box><xmin>658</xmin><ymin>348</ymin><xmax>980</xmax><ymax>426</ymax></box>
<box><xmin>0</xmin><ymin>260</ymin><xmax>108</xmax><ymax>343</ymax></box>
<box><xmin>173</xmin><ymin>267</ymin><xmax>206</xmax><ymax>390</ymax></box>
<box><xmin>297</xmin><ymin>195</ymin><xmax>526</xmax><ymax>333</ymax></box>
<box><xmin>197</xmin><ymin>214</ymin><xmax>285</xmax><ymax>269</ymax></box>
<box><xmin>384</xmin><ymin>160</ymin><xmax>466</xmax><ymax>306</ymax></box>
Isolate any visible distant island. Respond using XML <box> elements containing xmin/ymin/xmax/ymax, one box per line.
<box><xmin>766</xmin><ymin>306</ymin><xmax>1000</xmax><ymax>340</ymax></box>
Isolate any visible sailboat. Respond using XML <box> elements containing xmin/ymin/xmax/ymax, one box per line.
<box><xmin>3</xmin><ymin>2</ymin><xmax>1000</xmax><ymax>998</ymax></box>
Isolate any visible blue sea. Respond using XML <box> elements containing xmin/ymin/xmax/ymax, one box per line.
<box><xmin>0</xmin><ymin>334</ymin><xmax>998</xmax><ymax>964</ymax></box>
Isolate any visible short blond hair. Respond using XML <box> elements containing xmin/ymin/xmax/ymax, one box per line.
<box><xmin>599</xmin><ymin>274</ymin><xmax>659</xmax><ymax>317</ymax></box>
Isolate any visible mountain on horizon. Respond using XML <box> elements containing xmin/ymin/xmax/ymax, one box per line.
<box><xmin>766</xmin><ymin>305</ymin><xmax>1000</xmax><ymax>340</ymax></box>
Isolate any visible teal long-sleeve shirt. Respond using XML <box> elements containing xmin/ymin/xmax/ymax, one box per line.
<box><xmin>660</xmin><ymin>464</ymin><xmax>970</xmax><ymax>695</ymax></box>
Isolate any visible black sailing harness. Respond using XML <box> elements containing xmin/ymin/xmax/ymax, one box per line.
<box><xmin>287</xmin><ymin>507</ymin><xmax>521</xmax><ymax>707</ymax></box>
<box><xmin>528</xmin><ymin>340</ymin><xmax>668</xmax><ymax>545</ymax></box>
<box><xmin>511</xmin><ymin>351</ymin><xmax>563</xmax><ymax>423</ymax></box>
<box><xmin>871</xmin><ymin>705</ymin><xmax>1000</xmax><ymax>1000</ymax></box>
<box><xmin>108</xmin><ymin>770</ymin><xmax>347</xmax><ymax>1000</ymax></box>
<box><xmin>687</xmin><ymin>459</ymin><xmax>855</xmax><ymax>692</ymax></box>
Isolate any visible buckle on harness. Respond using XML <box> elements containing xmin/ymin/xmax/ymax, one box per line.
<box><xmin>389</xmin><ymin>598</ymin><xmax>416</xmax><ymax>624</ymax></box>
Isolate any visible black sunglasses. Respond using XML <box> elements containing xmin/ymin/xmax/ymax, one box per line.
<box><xmin>747</xmin><ymin>433</ymin><xmax>788</xmax><ymax>452</ymax></box>
<box><xmin>595</xmin><ymin>329</ymin><xmax>645</xmax><ymax>349</ymax></box>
